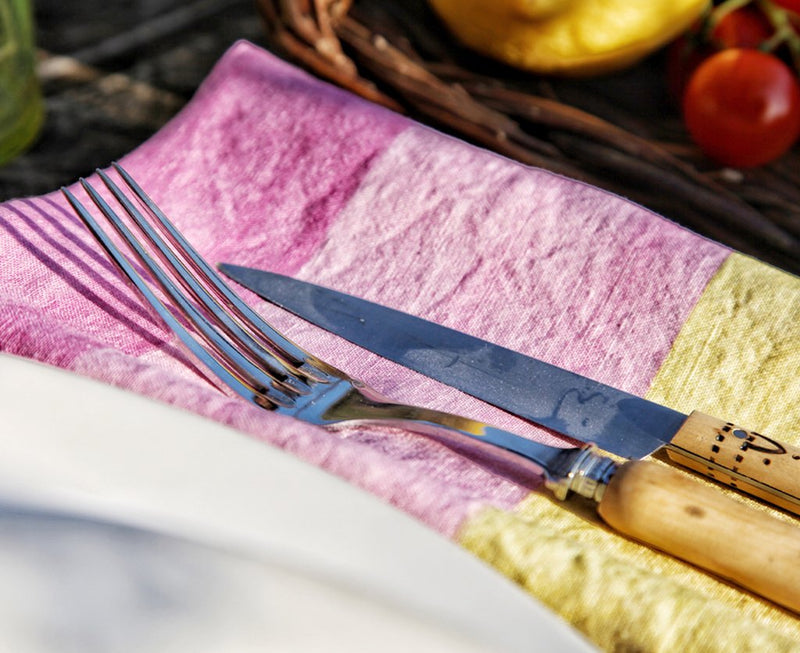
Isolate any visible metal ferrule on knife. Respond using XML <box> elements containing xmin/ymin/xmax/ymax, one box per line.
<box><xmin>544</xmin><ymin>445</ymin><xmax>618</xmax><ymax>502</ymax></box>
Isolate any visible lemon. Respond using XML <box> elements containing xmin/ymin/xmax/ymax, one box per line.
<box><xmin>428</xmin><ymin>0</ymin><xmax>711</xmax><ymax>76</ymax></box>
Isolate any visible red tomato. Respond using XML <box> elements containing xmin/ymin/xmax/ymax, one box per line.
<box><xmin>683</xmin><ymin>49</ymin><xmax>800</xmax><ymax>167</ymax></box>
<box><xmin>771</xmin><ymin>0</ymin><xmax>800</xmax><ymax>13</ymax></box>
<box><xmin>711</xmin><ymin>6</ymin><xmax>773</xmax><ymax>48</ymax></box>
<box><xmin>667</xmin><ymin>7</ymin><xmax>772</xmax><ymax>103</ymax></box>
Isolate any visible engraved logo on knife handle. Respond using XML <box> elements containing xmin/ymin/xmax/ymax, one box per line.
<box><xmin>666</xmin><ymin>412</ymin><xmax>800</xmax><ymax>515</ymax></box>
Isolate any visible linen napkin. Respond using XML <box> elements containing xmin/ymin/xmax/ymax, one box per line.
<box><xmin>1</xmin><ymin>40</ymin><xmax>799</xmax><ymax>651</ymax></box>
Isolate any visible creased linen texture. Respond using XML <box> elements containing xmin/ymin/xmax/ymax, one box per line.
<box><xmin>1</xmin><ymin>41</ymin><xmax>799</xmax><ymax>650</ymax></box>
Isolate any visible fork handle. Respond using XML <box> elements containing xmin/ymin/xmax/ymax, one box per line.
<box><xmin>597</xmin><ymin>459</ymin><xmax>800</xmax><ymax>613</ymax></box>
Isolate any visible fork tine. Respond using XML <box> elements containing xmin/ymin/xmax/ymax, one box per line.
<box><xmin>91</xmin><ymin>168</ymin><xmax>313</xmax><ymax>398</ymax></box>
<box><xmin>61</xmin><ymin>178</ymin><xmax>295</xmax><ymax>410</ymax></box>
<box><xmin>110</xmin><ymin>163</ymin><xmax>331</xmax><ymax>384</ymax></box>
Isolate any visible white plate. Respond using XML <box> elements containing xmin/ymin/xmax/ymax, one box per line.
<box><xmin>0</xmin><ymin>353</ymin><xmax>596</xmax><ymax>652</ymax></box>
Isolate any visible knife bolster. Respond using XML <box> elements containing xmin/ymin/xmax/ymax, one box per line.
<box><xmin>666</xmin><ymin>411</ymin><xmax>800</xmax><ymax>515</ymax></box>
<box><xmin>544</xmin><ymin>446</ymin><xmax>618</xmax><ymax>502</ymax></box>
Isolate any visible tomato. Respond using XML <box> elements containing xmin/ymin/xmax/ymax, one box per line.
<box><xmin>667</xmin><ymin>6</ymin><xmax>773</xmax><ymax>103</ymax></box>
<box><xmin>771</xmin><ymin>0</ymin><xmax>800</xmax><ymax>13</ymax></box>
<box><xmin>683</xmin><ymin>48</ymin><xmax>800</xmax><ymax>167</ymax></box>
<box><xmin>711</xmin><ymin>5</ymin><xmax>773</xmax><ymax>48</ymax></box>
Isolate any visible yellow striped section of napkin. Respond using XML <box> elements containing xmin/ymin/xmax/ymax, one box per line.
<box><xmin>647</xmin><ymin>252</ymin><xmax>800</xmax><ymax>442</ymax></box>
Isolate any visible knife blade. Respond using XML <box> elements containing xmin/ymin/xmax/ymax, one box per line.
<box><xmin>220</xmin><ymin>263</ymin><xmax>800</xmax><ymax>516</ymax></box>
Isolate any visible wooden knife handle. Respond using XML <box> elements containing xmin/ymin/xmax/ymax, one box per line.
<box><xmin>597</xmin><ymin>460</ymin><xmax>800</xmax><ymax>613</ymax></box>
<box><xmin>666</xmin><ymin>411</ymin><xmax>800</xmax><ymax>515</ymax></box>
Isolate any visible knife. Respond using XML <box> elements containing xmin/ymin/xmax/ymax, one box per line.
<box><xmin>217</xmin><ymin>264</ymin><xmax>800</xmax><ymax>611</ymax></box>
<box><xmin>219</xmin><ymin>264</ymin><xmax>800</xmax><ymax>516</ymax></box>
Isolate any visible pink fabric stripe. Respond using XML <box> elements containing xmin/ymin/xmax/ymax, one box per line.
<box><xmin>125</xmin><ymin>40</ymin><xmax>409</xmax><ymax>276</ymax></box>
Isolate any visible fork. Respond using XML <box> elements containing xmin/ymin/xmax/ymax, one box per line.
<box><xmin>62</xmin><ymin>163</ymin><xmax>800</xmax><ymax>612</ymax></box>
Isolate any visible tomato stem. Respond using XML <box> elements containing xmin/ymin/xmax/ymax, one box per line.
<box><xmin>757</xmin><ymin>0</ymin><xmax>800</xmax><ymax>72</ymax></box>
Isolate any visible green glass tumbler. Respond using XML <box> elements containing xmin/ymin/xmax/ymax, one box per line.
<box><xmin>0</xmin><ymin>0</ymin><xmax>43</xmax><ymax>165</ymax></box>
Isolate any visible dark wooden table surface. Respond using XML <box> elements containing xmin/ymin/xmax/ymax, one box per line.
<box><xmin>3</xmin><ymin>0</ymin><xmax>798</xmax><ymax>275</ymax></box>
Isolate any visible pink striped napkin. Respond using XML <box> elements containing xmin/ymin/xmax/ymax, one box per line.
<box><xmin>3</xmin><ymin>41</ymin><xmax>799</xmax><ymax>651</ymax></box>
